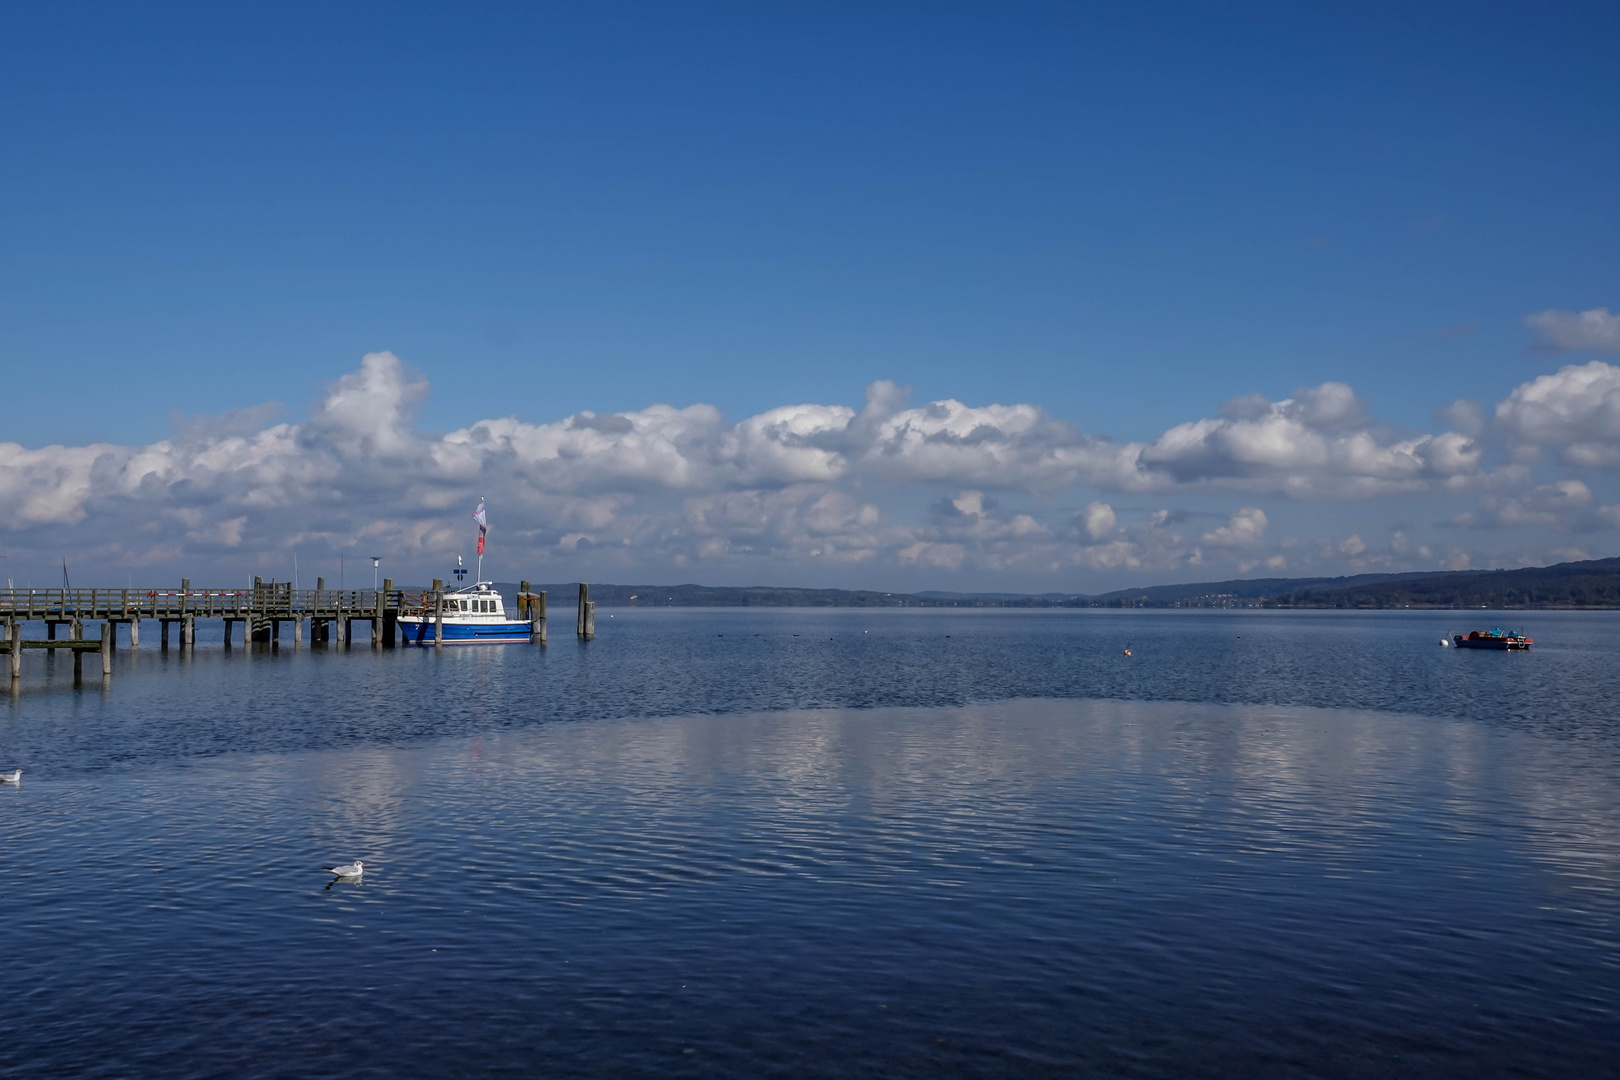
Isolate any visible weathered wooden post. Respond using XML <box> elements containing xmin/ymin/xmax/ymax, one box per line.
<box><xmin>293</xmin><ymin>617</ymin><xmax>303</xmax><ymax>646</ymax></box>
<box><xmin>381</xmin><ymin>578</ymin><xmax>396</xmax><ymax>647</ymax></box>
<box><xmin>129</xmin><ymin>618</ymin><xmax>139</xmax><ymax>648</ymax></box>
<box><xmin>8</xmin><ymin>620</ymin><xmax>19</xmax><ymax>680</ymax></box>
<box><xmin>101</xmin><ymin>622</ymin><xmax>113</xmax><ymax>676</ymax></box>
<box><xmin>433</xmin><ymin>579</ymin><xmax>444</xmax><ymax>647</ymax></box>
<box><xmin>370</xmin><ymin>583</ymin><xmax>382</xmax><ymax>649</ymax></box>
<box><xmin>576</xmin><ymin>583</ymin><xmax>590</xmax><ymax>639</ymax></box>
<box><xmin>531</xmin><ymin>589</ymin><xmax>547</xmax><ymax>643</ymax></box>
<box><xmin>179</xmin><ymin>579</ymin><xmax>192</xmax><ymax>647</ymax></box>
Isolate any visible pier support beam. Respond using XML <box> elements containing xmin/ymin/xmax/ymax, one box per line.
<box><xmin>8</xmin><ymin>620</ymin><xmax>19</xmax><ymax>680</ymax></box>
<box><xmin>293</xmin><ymin>618</ymin><xmax>303</xmax><ymax>646</ymax></box>
<box><xmin>182</xmin><ymin>616</ymin><xmax>194</xmax><ymax>648</ymax></box>
<box><xmin>130</xmin><ymin>619</ymin><xmax>139</xmax><ymax>648</ymax></box>
<box><xmin>433</xmin><ymin>579</ymin><xmax>444</xmax><ymax>648</ymax></box>
<box><xmin>101</xmin><ymin>623</ymin><xmax>113</xmax><ymax>676</ymax></box>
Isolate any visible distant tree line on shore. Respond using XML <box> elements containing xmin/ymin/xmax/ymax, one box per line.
<box><xmin>517</xmin><ymin>557</ymin><xmax>1620</xmax><ymax>609</ymax></box>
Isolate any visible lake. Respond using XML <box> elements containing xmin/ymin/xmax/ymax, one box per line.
<box><xmin>2</xmin><ymin>609</ymin><xmax>1617</xmax><ymax>1077</ymax></box>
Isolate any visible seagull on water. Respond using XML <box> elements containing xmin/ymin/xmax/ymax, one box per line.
<box><xmin>323</xmin><ymin>860</ymin><xmax>364</xmax><ymax>878</ymax></box>
<box><xmin>0</xmin><ymin>769</ymin><xmax>21</xmax><ymax>784</ymax></box>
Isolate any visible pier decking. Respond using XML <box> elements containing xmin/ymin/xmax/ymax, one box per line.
<box><xmin>2</xmin><ymin>577</ymin><xmax>575</xmax><ymax>682</ymax></box>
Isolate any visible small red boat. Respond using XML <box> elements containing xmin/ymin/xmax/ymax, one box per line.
<box><xmin>1452</xmin><ymin>628</ymin><xmax>1532</xmax><ymax>650</ymax></box>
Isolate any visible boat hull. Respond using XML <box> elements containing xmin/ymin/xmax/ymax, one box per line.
<box><xmin>1452</xmin><ymin>636</ymin><xmax>1530</xmax><ymax>650</ymax></box>
<box><xmin>398</xmin><ymin>617</ymin><xmax>533</xmax><ymax>645</ymax></box>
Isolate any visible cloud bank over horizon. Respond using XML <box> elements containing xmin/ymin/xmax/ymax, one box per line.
<box><xmin>3</xmin><ymin>330</ymin><xmax>1620</xmax><ymax>590</ymax></box>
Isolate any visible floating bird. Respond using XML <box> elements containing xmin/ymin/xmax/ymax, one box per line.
<box><xmin>323</xmin><ymin>860</ymin><xmax>364</xmax><ymax>878</ymax></box>
<box><xmin>0</xmin><ymin>769</ymin><xmax>20</xmax><ymax>784</ymax></box>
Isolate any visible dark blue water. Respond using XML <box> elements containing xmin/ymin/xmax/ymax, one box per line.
<box><xmin>3</xmin><ymin>609</ymin><xmax>1618</xmax><ymax>1077</ymax></box>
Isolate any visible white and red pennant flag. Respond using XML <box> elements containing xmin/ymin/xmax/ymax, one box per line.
<box><xmin>473</xmin><ymin>498</ymin><xmax>487</xmax><ymax>554</ymax></box>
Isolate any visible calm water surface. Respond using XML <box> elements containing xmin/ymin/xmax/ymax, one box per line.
<box><xmin>2</xmin><ymin>609</ymin><xmax>1618</xmax><ymax>1077</ymax></box>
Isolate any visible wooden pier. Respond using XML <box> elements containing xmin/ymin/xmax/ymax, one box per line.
<box><xmin>2</xmin><ymin>579</ymin><xmax>592</xmax><ymax>682</ymax></box>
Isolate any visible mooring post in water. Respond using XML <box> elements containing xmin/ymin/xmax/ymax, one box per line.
<box><xmin>313</xmin><ymin>577</ymin><xmax>326</xmax><ymax>644</ymax></box>
<box><xmin>129</xmin><ymin>617</ymin><xmax>139</xmax><ymax>648</ymax></box>
<box><xmin>576</xmin><ymin>583</ymin><xmax>591</xmax><ymax>640</ymax></box>
<box><xmin>433</xmin><ymin>579</ymin><xmax>444</xmax><ymax>647</ymax></box>
<box><xmin>101</xmin><ymin>622</ymin><xmax>113</xmax><ymax>676</ymax></box>
<box><xmin>530</xmin><ymin>586</ymin><xmax>547</xmax><ymax>644</ymax></box>
<box><xmin>381</xmin><ymin>578</ymin><xmax>396</xmax><ymax>647</ymax></box>
<box><xmin>9</xmin><ymin>621</ymin><xmax>20</xmax><ymax>680</ymax></box>
<box><xmin>293</xmin><ymin>616</ymin><xmax>303</xmax><ymax>647</ymax></box>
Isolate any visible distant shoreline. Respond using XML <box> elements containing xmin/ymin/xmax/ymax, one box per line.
<box><xmin>496</xmin><ymin>555</ymin><xmax>1620</xmax><ymax>610</ymax></box>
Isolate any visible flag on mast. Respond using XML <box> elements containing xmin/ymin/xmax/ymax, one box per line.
<box><xmin>473</xmin><ymin>498</ymin><xmax>487</xmax><ymax>555</ymax></box>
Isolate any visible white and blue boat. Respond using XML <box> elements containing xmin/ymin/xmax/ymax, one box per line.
<box><xmin>399</xmin><ymin>497</ymin><xmax>534</xmax><ymax>645</ymax></box>
<box><xmin>398</xmin><ymin>580</ymin><xmax>532</xmax><ymax>645</ymax></box>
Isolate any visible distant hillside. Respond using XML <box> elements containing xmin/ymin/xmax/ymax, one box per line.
<box><xmin>503</xmin><ymin>556</ymin><xmax>1620</xmax><ymax>611</ymax></box>
<box><xmin>1091</xmin><ymin>557</ymin><xmax>1620</xmax><ymax>609</ymax></box>
<box><xmin>525</xmin><ymin>583</ymin><xmax>956</xmax><ymax>607</ymax></box>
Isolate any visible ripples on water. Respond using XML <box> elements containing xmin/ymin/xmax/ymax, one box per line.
<box><xmin>2</xmin><ymin>610</ymin><xmax>1618</xmax><ymax>1077</ymax></box>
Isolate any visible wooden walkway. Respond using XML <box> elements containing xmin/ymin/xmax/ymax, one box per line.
<box><xmin>2</xmin><ymin>577</ymin><xmax>585</xmax><ymax>681</ymax></box>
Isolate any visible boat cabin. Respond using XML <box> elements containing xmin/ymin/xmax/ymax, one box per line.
<box><xmin>447</xmin><ymin>588</ymin><xmax>505</xmax><ymax>618</ymax></box>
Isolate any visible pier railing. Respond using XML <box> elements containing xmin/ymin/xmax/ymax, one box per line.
<box><xmin>0</xmin><ymin>587</ymin><xmax>403</xmax><ymax>621</ymax></box>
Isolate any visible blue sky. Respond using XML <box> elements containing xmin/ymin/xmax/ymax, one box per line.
<box><xmin>2</xmin><ymin>2</ymin><xmax>1618</xmax><ymax>590</ymax></box>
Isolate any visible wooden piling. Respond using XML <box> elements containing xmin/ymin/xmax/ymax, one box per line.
<box><xmin>381</xmin><ymin>578</ymin><xmax>396</xmax><ymax>647</ymax></box>
<box><xmin>433</xmin><ymin>579</ymin><xmax>444</xmax><ymax>647</ymax></box>
<box><xmin>182</xmin><ymin>615</ymin><xmax>194</xmax><ymax>647</ymax></box>
<box><xmin>577</xmin><ymin>583</ymin><xmax>590</xmax><ymax>639</ymax></box>
<box><xmin>531</xmin><ymin>589</ymin><xmax>547</xmax><ymax>643</ymax></box>
<box><xmin>101</xmin><ymin>622</ymin><xmax>113</xmax><ymax>676</ymax></box>
<box><xmin>130</xmin><ymin>618</ymin><xmax>140</xmax><ymax>648</ymax></box>
<box><xmin>9</xmin><ymin>621</ymin><xmax>19</xmax><ymax>680</ymax></box>
<box><xmin>293</xmin><ymin>617</ymin><xmax>303</xmax><ymax>646</ymax></box>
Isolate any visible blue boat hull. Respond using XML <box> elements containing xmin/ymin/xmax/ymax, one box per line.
<box><xmin>399</xmin><ymin>618</ymin><xmax>533</xmax><ymax>645</ymax></box>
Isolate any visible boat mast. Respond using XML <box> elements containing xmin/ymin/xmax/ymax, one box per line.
<box><xmin>475</xmin><ymin>494</ymin><xmax>486</xmax><ymax>586</ymax></box>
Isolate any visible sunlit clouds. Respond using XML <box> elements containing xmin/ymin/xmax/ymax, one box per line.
<box><xmin>3</xmin><ymin>348</ymin><xmax>1620</xmax><ymax>587</ymax></box>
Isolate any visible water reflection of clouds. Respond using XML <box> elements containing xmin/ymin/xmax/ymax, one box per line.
<box><xmin>246</xmin><ymin>697</ymin><xmax>1620</xmax><ymax>917</ymax></box>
